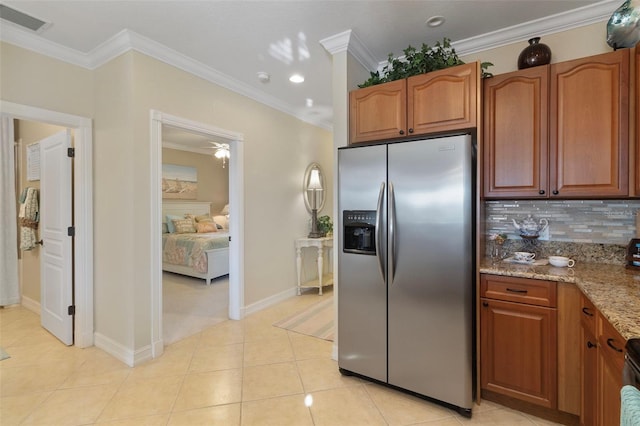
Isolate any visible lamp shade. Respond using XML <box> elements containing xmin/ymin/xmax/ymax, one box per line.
<box><xmin>308</xmin><ymin>169</ymin><xmax>323</xmax><ymax>190</ymax></box>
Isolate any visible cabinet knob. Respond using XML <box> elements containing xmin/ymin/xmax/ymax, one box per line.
<box><xmin>539</xmin><ymin>190</ymin><xmax>545</xmax><ymax>195</ymax></box>
<box><xmin>482</xmin><ymin>302</ymin><xmax>489</xmax><ymax>307</ymax></box>
<box><xmin>552</xmin><ymin>190</ymin><xmax>559</xmax><ymax>195</ymax></box>
<box><xmin>408</xmin><ymin>128</ymin><xmax>414</xmax><ymax>134</ymax></box>
<box><xmin>587</xmin><ymin>341</ymin><xmax>596</xmax><ymax>349</ymax></box>
<box><xmin>399</xmin><ymin>130</ymin><xmax>405</xmax><ymax>135</ymax></box>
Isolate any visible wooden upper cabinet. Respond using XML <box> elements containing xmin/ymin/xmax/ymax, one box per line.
<box><xmin>550</xmin><ymin>49</ymin><xmax>629</xmax><ymax>198</ymax></box>
<box><xmin>407</xmin><ymin>61</ymin><xmax>478</xmax><ymax>136</ymax></box>
<box><xmin>349</xmin><ymin>62</ymin><xmax>479</xmax><ymax>144</ymax></box>
<box><xmin>483</xmin><ymin>66</ymin><xmax>549</xmax><ymax>198</ymax></box>
<box><xmin>349</xmin><ymin>79</ymin><xmax>407</xmax><ymax>143</ymax></box>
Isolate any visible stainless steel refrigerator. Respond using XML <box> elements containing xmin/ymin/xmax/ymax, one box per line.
<box><xmin>338</xmin><ymin>134</ymin><xmax>474</xmax><ymax>417</ymax></box>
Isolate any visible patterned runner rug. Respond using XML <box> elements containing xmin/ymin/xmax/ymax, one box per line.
<box><xmin>273</xmin><ymin>296</ymin><xmax>334</xmax><ymax>341</ymax></box>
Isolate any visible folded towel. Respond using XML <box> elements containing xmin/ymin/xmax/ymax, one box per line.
<box><xmin>621</xmin><ymin>385</ymin><xmax>640</xmax><ymax>426</ymax></box>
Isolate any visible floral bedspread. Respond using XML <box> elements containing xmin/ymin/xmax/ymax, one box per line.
<box><xmin>162</xmin><ymin>232</ymin><xmax>229</xmax><ymax>273</ymax></box>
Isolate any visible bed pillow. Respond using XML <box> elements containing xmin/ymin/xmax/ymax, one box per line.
<box><xmin>172</xmin><ymin>218</ymin><xmax>196</xmax><ymax>234</ymax></box>
<box><xmin>195</xmin><ymin>214</ymin><xmax>214</xmax><ymax>223</ymax></box>
<box><xmin>162</xmin><ymin>222</ymin><xmax>169</xmax><ymax>234</ymax></box>
<box><xmin>196</xmin><ymin>221</ymin><xmax>218</xmax><ymax>233</ymax></box>
<box><xmin>165</xmin><ymin>214</ymin><xmax>184</xmax><ymax>233</ymax></box>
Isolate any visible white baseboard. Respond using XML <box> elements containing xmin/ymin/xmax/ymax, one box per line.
<box><xmin>243</xmin><ymin>286</ymin><xmax>298</xmax><ymax>317</ymax></box>
<box><xmin>21</xmin><ymin>296</ymin><xmax>40</xmax><ymax>315</ymax></box>
<box><xmin>94</xmin><ymin>332</ymin><xmax>153</xmax><ymax>367</ymax></box>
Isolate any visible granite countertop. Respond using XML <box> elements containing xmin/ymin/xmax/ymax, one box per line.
<box><xmin>479</xmin><ymin>258</ymin><xmax>640</xmax><ymax>341</ymax></box>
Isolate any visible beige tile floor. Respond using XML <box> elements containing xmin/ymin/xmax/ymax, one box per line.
<box><xmin>0</xmin><ymin>287</ymin><xmax>561</xmax><ymax>425</ymax></box>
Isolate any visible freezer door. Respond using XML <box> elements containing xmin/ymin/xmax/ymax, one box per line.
<box><xmin>387</xmin><ymin>135</ymin><xmax>474</xmax><ymax>410</ymax></box>
<box><xmin>338</xmin><ymin>144</ymin><xmax>388</xmax><ymax>383</ymax></box>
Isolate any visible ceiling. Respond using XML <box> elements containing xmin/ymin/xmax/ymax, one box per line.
<box><xmin>1</xmin><ymin>1</ymin><xmax>616</xmax><ymax>131</ymax></box>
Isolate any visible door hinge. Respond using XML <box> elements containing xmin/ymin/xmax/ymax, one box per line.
<box><xmin>67</xmin><ymin>226</ymin><xmax>75</xmax><ymax>237</ymax></box>
<box><xmin>67</xmin><ymin>147</ymin><xmax>75</xmax><ymax>157</ymax></box>
<box><xmin>68</xmin><ymin>305</ymin><xmax>75</xmax><ymax>315</ymax></box>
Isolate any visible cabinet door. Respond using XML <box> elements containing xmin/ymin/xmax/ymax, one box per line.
<box><xmin>580</xmin><ymin>327</ymin><xmax>598</xmax><ymax>426</ymax></box>
<box><xmin>480</xmin><ymin>298</ymin><xmax>557</xmax><ymax>408</ymax></box>
<box><xmin>550</xmin><ymin>49</ymin><xmax>629</xmax><ymax>197</ymax></box>
<box><xmin>407</xmin><ymin>62</ymin><xmax>478</xmax><ymax>136</ymax></box>
<box><xmin>349</xmin><ymin>79</ymin><xmax>406</xmax><ymax>143</ymax></box>
<box><xmin>597</xmin><ymin>311</ymin><xmax>625</xmax><ymax>426</ymax></box>
<box><xmin>483</xmin><ymin>66</ymin><xmax>549</xmax><ymax>198</ymax></box>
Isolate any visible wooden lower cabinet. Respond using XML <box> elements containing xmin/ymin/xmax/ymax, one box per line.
<box><xmin>579</xmin><ymin>295</ymin><xmax>626</xmax><ymax>426</ymax></box>
<box><xmin>580</xmin><ymin>327</ymin><xmax>598</xmax><ymax>426</ymax></box>
<box><xmin>480</xmin><ymin>275</ymin><xmax>557</xmax><ymax>408</ymax></box>
<box><xmin>596</xmin><ymin>311</ymin><xmax>625</xmax><ymax>426</ymax></box>
<box><xmin>580</xmin><ymin>293</ymin><xmax>598</xmax><ymax>426</ymax></box>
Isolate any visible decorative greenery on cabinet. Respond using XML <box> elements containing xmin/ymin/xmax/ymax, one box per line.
<box><xmin>358</xmin><ymin>38</ymin><xmax>493</xmax><ymax>88</ymax></box>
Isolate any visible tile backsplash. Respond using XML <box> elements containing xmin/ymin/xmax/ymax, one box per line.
<box><xmin>484</xmin><ymin>199</ymin><xmax>640</xmax><ymax>264</ymax></box>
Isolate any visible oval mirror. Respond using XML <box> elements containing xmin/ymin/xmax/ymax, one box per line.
<box><xmin>303</xmin><ymin>163</ymin><xmax>326</xmax><ymax>213</ymax></box>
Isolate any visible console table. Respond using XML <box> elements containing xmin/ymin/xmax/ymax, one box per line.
<box><xmin>295</xmin><ymin>236</ymin><xmax>333</xmax><ymax>295</ymax></box>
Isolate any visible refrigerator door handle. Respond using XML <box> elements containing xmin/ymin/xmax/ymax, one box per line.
<box><xmin>389</xmin><ymin>181</ymin><xmax>396</xmax><ymax>286</ymax></box>
<box><xmin>376</xmin><ymin>182</ymin><xmax>385</xmax><ymax>283</ymax></box>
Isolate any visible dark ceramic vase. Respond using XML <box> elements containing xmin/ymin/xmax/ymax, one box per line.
<box><xmin>517</xmin><ymin>37</ymin><xmax>552</xmax><ymax>70</ymax></box>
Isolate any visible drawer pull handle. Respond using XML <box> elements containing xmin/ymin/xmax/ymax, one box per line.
<box><xmin>506</xmin><ymin>288</ymin><xmax>528</xmax><ymax>294</ymax></box>
<box><xmin>587</xmin><ymin>341</ymin><xmax>596</xmax><ymax>349</ymax></box>
<box><xmin>582</xmin><ymin>307</ymin><xmax>594</xmax><ymax>317</ymax></box>
<box><xmin>606</xmin><ymin>338</ymin><xmax>623</xmax><ymax>353</ymax></box>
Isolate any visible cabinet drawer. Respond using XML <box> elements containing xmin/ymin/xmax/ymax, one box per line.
<box><xmin>597</xmin><ymin>311</ymin><xmax>626</xmax><ymax>371</ymax></box>
<box><xmin>481</xmin><ymin>274</ymin><xmax>557</xmax><ymax>307</ymax></box>
<box><xmin>580</xmin><ymin>293</ymin><xmax>597</xmax><ymax>335</ymax></box>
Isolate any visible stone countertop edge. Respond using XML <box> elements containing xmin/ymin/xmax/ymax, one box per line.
<box><xmin>479</xmin><ymin>259</ymin><xmax>640</xmax><ymax>341</ymax></box>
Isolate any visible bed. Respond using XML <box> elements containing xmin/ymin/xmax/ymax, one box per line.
<box><xmin>162</xmin><ymin>201</ymin><xmax>230</xmax><ymax>284</ymax></box>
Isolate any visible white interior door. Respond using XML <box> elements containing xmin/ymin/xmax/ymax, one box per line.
<box><xmin>40</xmin><ymin>130</ymin><xmax>73</xmax><ymax>345</ymax></box>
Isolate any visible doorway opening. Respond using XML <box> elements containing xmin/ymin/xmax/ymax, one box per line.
<box><xmin>150</xmin><ymin>111</ymin><xmax>244</xmax><ymax>357</ymax></box>
<box><xmin>1</xmin><ymin>101</ymin><xmax>94</xmax><ymax>348</ymax></box>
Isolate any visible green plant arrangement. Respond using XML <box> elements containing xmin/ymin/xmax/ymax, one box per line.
<box><xmin>317</xmin><ymin>215</ymin><xmax>333</xmax><ymax>236</ymax></box>
<box><xmin>358</xmin><ymin>38</ymin><xmax>493</xmax><ymax>88</ymax></box>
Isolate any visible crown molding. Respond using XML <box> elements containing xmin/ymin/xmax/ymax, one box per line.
<box><xmin>452</xmin><ymin>0</ymin><xmax>618</xmax><ymax>55</ymax></box>
<box><xmin>0</xmin><ymin>27</ymin><xmax>332</xmax><ymax>130</ymax></box>
<box><xmin>320</xmin><ymin>29</ymin><xmax>379</xmax><ymax>71</ymax></box>
<box><xmin>0</xmin><ymin>0</ymin><xmax>618</xmax><ymax>130</ymax></box>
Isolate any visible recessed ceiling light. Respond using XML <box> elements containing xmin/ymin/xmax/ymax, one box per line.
<box><xmin>306</xmin><ymin>98</ymin><xmax>314</xmax><ymax>107</ymax></box>
<box><xmin>426</xmin><ymin>15</ymin><xmax>445</xmax><ymax>28</ymax></box>
<box><xmin>289</xmin><ymin>74</ymin><xmax>305</xmax><ymax>83</ymax></box>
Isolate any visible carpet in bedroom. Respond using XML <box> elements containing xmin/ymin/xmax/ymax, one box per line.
<box><xmin>273</xmin><ymin>295</ymin><xmax>334</xmax><ymax>341</ymax></box>
<box><xmin>163</xmin><ymin>272</ymin><xmax>229</xmax><ymax>344</ymax></box>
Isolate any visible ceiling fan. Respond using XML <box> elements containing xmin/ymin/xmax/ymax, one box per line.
<box><xmin>210</xmin><ymin>142</ymin><xmax>230</xmax><ymax>168</ymax></box>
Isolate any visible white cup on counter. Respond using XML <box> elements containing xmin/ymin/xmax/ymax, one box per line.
<box><xmin>513</xmin><ymin>251</ymin><xmax>536</xmax><ymax>262</ymax></box>
<box><xmin>549</xmin><ymin>256</ymin><xmax>575</xmax><ymax>267</ymax></box>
